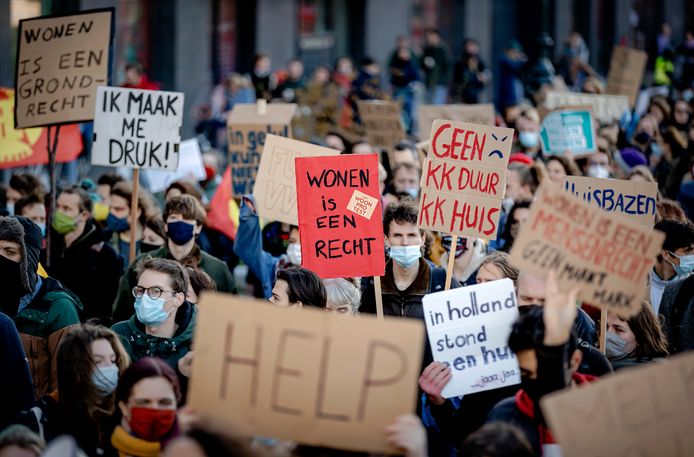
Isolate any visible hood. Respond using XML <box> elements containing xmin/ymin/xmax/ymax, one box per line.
<box><xmin>128</xmin><ymin>301</ymin><xmax>196</xmax><ymax>354</ymax></box>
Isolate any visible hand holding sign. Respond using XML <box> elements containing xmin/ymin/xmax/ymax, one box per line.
<box><xmin>418</xmin><ymin>362</ymin><xmax>451</xmax><ymax>406</ymax></box>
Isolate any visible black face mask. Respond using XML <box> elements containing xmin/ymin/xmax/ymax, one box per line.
<box><xmin>140</xmin><ymin>242</ymin><xmax>162</xmax><ymax>254</ymax></box>
<box><xmin>633</xmin><ymin>131</ymin><xmax>652</xmax><ymax>145</ymax></box>
<box><xmin>520</xmin><ymin>376</ymin><xmax>543</xmax><ymax>403</ymax></box>
<box><xmin>0</xmin><ymin>254</ymin><xmax>27</xmax><ymax>316</ymax></box>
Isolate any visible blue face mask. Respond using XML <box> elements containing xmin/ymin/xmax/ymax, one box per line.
<box><xmin>518</xmin><ymin>131</ymin><xmax>539</xmax><ymax>149</ymax></box>
<box><xmin>92</xmin><ymin>365</ymin><xmax>119</xmax><ymax>396</ymax></box>
<box><xmin>107</xmin><ymin>213</ymin><xmax>130</xmax><ymax>233</ymax></box>
<box><xmin>668</xmin><ymin>251</ymin><xmax>694</xmax><ymax>277</ymax></box>
<box><xmin>389</xmin><ymin>245</ymin><xmax>421</xmax><ymax>268</ymax></box>
<box><xmin>167</xmin><ymin>220</ymin><xmax>196</xmax><ymax>246</ymax></box>
<box><xmin>135</xmin><ymin>295</ymin><xmax>174</xmax><ymax>327</ymax></box>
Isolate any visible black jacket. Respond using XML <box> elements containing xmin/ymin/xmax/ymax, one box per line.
<box><xmin>47</xmin><ymin>220</ymin><xmax>122</xmax><ymax>322</ymax></box>
<box><xmin>659</xmin><ymin>275</ymin><xmax>694</xmax><ymax>354</ymax></box>
<box><xmin>0</xmin><ymin>312</ymin><xmax>34</xmax><ymax>429</ymax></box>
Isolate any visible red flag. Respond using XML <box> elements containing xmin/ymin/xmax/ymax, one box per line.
<box><xmin>206</xmin><ymin>166</ymin><xmax>239</xmax><ymax>240</ymax></box>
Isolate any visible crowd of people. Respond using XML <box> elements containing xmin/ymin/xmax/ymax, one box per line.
<box><xmin>1</xmin><ymin>23</ymin><xmax>694</xmax><ymax>457</ymax></box>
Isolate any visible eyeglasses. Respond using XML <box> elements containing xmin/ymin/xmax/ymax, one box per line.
<box><xmin>132</xmin><ymin>286</ymin><xmax>177</xmax><ymax>300</ymax></box>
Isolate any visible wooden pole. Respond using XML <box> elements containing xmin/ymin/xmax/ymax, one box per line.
<box><xmin>374</xmin><ymin>276</ymin><xmax>384</xmax><ymax>320</ymax></box>
<box><xmin>129</xmin><ymin>168</ymin><xmax>140</xmax><ymax>264</ymax></box>
<box><xmin>599</xmin><ymin>308</ymin><xmax>607</xmax><ymax>354</ymax></box>
<box><xmin>45</xmin><ymin>125</ymin><xmax>61</xmax><ymax>269</ymax></box>
<box><xmin>444</xmin><ymin>235</ymin><xmax>458</xmax><ymax>290</ymax></box>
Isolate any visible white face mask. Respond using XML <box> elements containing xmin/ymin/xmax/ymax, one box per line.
<box><xmin>286</xmin><ymin>243</ymin><xmax>302</xmax><ymax>266</ymax></box>
<box><xmin>587</xmin><ymin>164</ymin><xmax>610</xmax><ymax>179</ymax></box>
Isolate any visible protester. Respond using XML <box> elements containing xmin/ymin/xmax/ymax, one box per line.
<box><xmin>606</xmin><ymin>305</ymin><xmax>668</xmax><ymax>371</ymax></box>
<box><xmin>15</xmin><ymin>194</ymin><xmax>46</xmax><ymax>236</ymax></box>
<box><xmin>0</xmin><ymin>425</ymin><xmax>44</xmax><ymax>457</ymax></box>
<box><xmin>648</xmin><ymin>219</ymin><xmax>694</xmax><ymax>312</ymax></box>
<box><xmin>112</xmin><ymin>195</ymin><xmax>236</xmax><ymax>322</ymax></box>
<box><xmin>476</xmin><ymin>251</ymin><xmax>520</xmax><ymax>285</ymax></box>
<box><xmin>544</xmin><ymin>155</ymin><xmax>581</xmax><ymax>184</ymax></box>
<box><xmin>513</xmin><ymin>109</ymin><xmax>542</xmax><ymax>157</ymax></box>
<box><xmin>389</xmin><ymin>38</ymin><xmax>421</xmax><ymax>134</ymax></box>
<box><xmin>270</xmin><ymin>267</ymin><xmax>327</xmax><ymax>309</ymax></box>
<box><xmin>48</xmin><ymin>186</ymin><xmax>122</xmax><ymax>322</ymax></box>
<box><xmin>450</xmin><ymin>38</ymin><xmax>489</xmax><ymax>104</ymax></box>
<box><xmin>459</xmin><ymin>422</ymin><xmax>533</xmax><ymax>457</ymax></box>
<box><xmin>15</xmin><ymin>324</ymin><xmax>129</xmax><ymax>455</ymax></box>
<box><xmin>390</xmin><ymin>162</ymin><xmax>421</xmax><ymax>200</ymax></box>
<box><xmin>112</xmin><ymin>357</ymin><xmax>182</xmax><ymax>456</ymax></box>
<box><xmin>274</xmin><ymin>58</ymin><xmax>306</xmax><ymax>103</ymax></box>
<box><xmin>500</xmin><ymin>201</ymin><xmax>531</xmax><ymax>253</ymax></box>
<box><xmin>421</xmin><ymin>29</ymin><xmax>452</xmax><ymax>105</ymax></box>
<box><xmin>142</xmin><ymin>216</ymin><xmax>168</xmax><ymax>254</ymax></box>
<box><xmin>497</xmin><ymin>40</ymin><xmax>526</xmax><ymax>111</ymax></box>
<box><xmin>185</xmin><ymin>267</ymin><xmax>216</xmax><ymax>307</ymax></box>
<box><xmin>162</xmin><ymin>426</ymin><xmax>260</xmax><ymax>457</ymax></box>
<box><xmin>324</xmin><ymin>277</ymin><xmax>361</xmax><ymax>315</ymax></box>
<box><xmin>0</xmin><ymin>313</ymin><xmax>34</xmax><ymax>430</ymax></box>
<box><xmin>6</xmin><ymin>174</ymin><xmax>44</xmax><ymax>216</ymax></box>
<box><xmin>438</xmin><ymin>235</ymin><xmax>487</xmax><ymax>286</ymax></box>
<box><xmin>391</xmin><ymin>141</ymin><xmax>420</xmax><ymax>168</ymax></box>
<box><xmin>107</xmin><ymin>181</ymin><xmax>158</xmax><ymax>267</ymax></box>
<box><xmin>0</xmin><ymin>216</ymin><xmax>81</xmax><ymax>398</ymax></box>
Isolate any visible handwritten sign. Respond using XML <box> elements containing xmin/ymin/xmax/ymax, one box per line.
<box><xmin>189</xmin><ymin>293</ymin><xmax>424</xmax><ymax>454</ymax></box>
<box><xmin>563</xmin><ymin>176</ymin><xmax>658</xmax><ymax>226</ymax></box>
<box><xmin>14</xmin><ymin>8</ymin><xmax>114</xmax><ymax>128</ymax></box>
<box><xmin>357</xmin><ymin>100</ymin><xmax>404</xmax><ymax>152</ymax></box>
<box><xmin>418</xmin><ymin>104</ymin><xmax>495</xmax><ymax>140</ymax></box>
<box><xmin>509</xmin><ymin>183</ymin><xmax>664</xmax><ymax>316</ymax></box>
<box><xmin>295</xmin><ymin>154</ymin><xmax>385</xmax><ymax>279</ymax></box>
<box><xmin>253</xmin><ymin>134</ymin><xmax>339</xmax><ymax>225</ymax></box>
<box><xmin>540</xmin><ymin>108</ymin><xmax>596</xmax><ymax>157</ymax></box>
<box><xmin>544</xmin><ymin>91</ymin><xmax>630</xmax><ymax>124</ymax></box>
<box><xmin>606</xmin><ymin>46</ymin><xmax>648</xmax><ymax>107</ymax></box>
<box><xmin>227</xmin><ymin>103</ymin><xmax>296</xmax><ymax>196</ymax></box>
<box><xmin>142</xmin><ymin>139</ymin><xmax>207</xmax><ymax>193</ymax></box>
<box><xmin>418</xmin><ymin>119</ymin><xmax>513</xmax><ymax>240</ymax></box>
<box><xmin>91</xmin><ymin>86</ymin><xmax>184</xmax><ymax>170</ymax></box>
<box><xmin>541</xmin><ymin>351</ymin><xmax>694</xmax><ymax>457</ymax></box>
<box><xmin>423</xmin><ymin>279</ymin><xmax>520</xmax><ymax>398</ymax></box>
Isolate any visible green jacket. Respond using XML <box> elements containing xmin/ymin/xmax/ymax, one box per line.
<box><xmin>14</xmin><ymin>277</ymin><xmax>82</xmax><ymax>398</ymax></box>
<box><xmin>111</xmin><ymin>301</ymin><xmax>196</xmax><ymax>370</ymax></box>
<box><xmin>111</xmin><ymin>246</ymin><xmax>237</xmax><ymax>322</ymax></box>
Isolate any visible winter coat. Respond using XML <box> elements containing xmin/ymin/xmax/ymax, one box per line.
<box><xmin>0</xmin><ymin>312</ymin><xmax>35</xmax><ymax>429</ymax></box>
<box><xmin>659</xmin><ymin>275</ymin><xmax>694</xmax><ymax>353</ymax></box>
<box><xmin>421</xmin><ymin>44</ymin><xmax>452</xmax><ymax>88</ymax></box>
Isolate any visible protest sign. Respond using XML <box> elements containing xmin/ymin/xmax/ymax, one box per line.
<box><xmin>0</xmin><ymin>88</ymin><xmax>82</xmax><ymax>168</ymax></box>
<box><xmin>91</xmin><ymin>86</ymin><xmax>184</xmax><ymax>170</ymax></box>
<box><xmin>539</xmin><ymin>108</ymin><xmax>596</xmax><ymax>157</ymax></box>
<box><xmin>189</xmin><ymin>293</ymin><xmax>424</xmax><ymax>454</ymax></box>
<box><xmin>635</xmin><ymin>86</ymin><xmax>669</xmax><ymax>116</ymax></box>
<box><xmin>606</xmin><ymin>46</ymin><xmax>648</xmax><ymax>107</ymax></box>
<box><xmin>142</xmin><ymin>139</ymin><xmax>206</xmax><ymax>194</ymax></box>
<box><xmin>357</xmin><ymin>100</ymin><xmax>404</xmax><ymax>154</ymax></box>
<box><xmin>509</xmin><ymin>183</ymin><xmax>664</xmax><ymax>316</ymax></box>
<box><xmin>418</xmin><ymin>104</ymin><xmax>495</xmax><ymax>140</ymax></box>
<box><xmin>295</xmin><ymin>153</ymin><xmax>385</xmax><ymax>279</ymax></box>
<box><xmin>227</xmin><ymin>103</ymin><xmax>296</xmax><ymax>196</ymax></box>
<box><xmin>253</xmin><ymin>134</ymin><xmax>339</xmax><ymax>225</ymax></box>
<box><xmin>563</xmin><ymin>176</ymin><xmax>658</xmax><ymax>226</ymax></box>
<box><xmin>541</xmin><ymin>351</ymin><xmax>694</xmax><ymax>457</ymax></box>
<box><xmin>14</xmin><ymin>8</ymin><xmax>114</xmax><ymax>128</ymax></box>
<box><xmin>423</xmin><ymin>278</ymin><xmax>521</xmax><ymax>398</ymax></box>
<box><xmin>418</xmin><ymin>119</ymin><xmax>513</xmax><ymax>241</ymax></box>
<box><xmin>544</xmin><ymin>91</ymin><xmax>630</xmax><ymax>124</ymax></box>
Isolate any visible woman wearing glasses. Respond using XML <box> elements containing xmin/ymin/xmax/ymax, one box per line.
<box><xmin>111</xmin><ymin>258</ymin><xmax>195</xmax><ymax>381</ymax></box>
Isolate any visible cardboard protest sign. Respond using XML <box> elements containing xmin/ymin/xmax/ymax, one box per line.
<box><xmin>227</xmin><ymin>103</ymin><xmax>296</xmax><ymax>196</ymax></box>
<box><xmin>253</xmin><ymin>134</ymin><xmax>339</xmax><ymax>225</ymax></box>
<box><xmin>418</xmin><ymin>104</ymin><xmax>495</xmax><ymax>140</ymax></box>
<box><xmin>539</xmin><ymin>108</ymin><xmax>596</xmax><ymax>157</ymax></box>
<box><xmin>295</xmin><ymin>153</ymin><xmax>385</xmax><ymax>279</ymax></box>
<box><xmin>14</xmin><ymin>8</ymin><xmax>114</xmax><ymax>128</ymax></box>
<box><xmin>189</xmin><ymin>293</ymin><xmax>424</xmax><ymax>454</ymax></box>
<box><xmin>509</xmin><ymin>183</ymin><xmax>664</xmax><ymax>316</ymax></box>
<box><xmin>142</xmin><ymin>139</ymin><xmax>206</xmax><ymax>193</ymax></box>
<box><xmin>544</xmin><ymin>91</ymin><xmax>630</xmax><ymax>124</ymax></box>
<box><xmin>423</xmin><ymin>278</ymin><xmax>521</xmax><ymax>398</ymax></box>
<box><xmin>541</xmin><ymin>351</ymin><xmax>694</xmax><ymax>457</ymax></box>
<box><xmin>91</xmin><ymin>86</ymin><xmax>184</xmax><ymax>170</ymax></box>
<box><xmin>606</xmin><ymin>46</ymin><xmax>648</xmax><ymax>107</ymax></box>
<box><xmin>418</xmin><ymin>119</ymin><xmax>514</xmax><ymax>240</ymax></box>
<box><xmin>356</xmin><ymin>100</ymin><xmax>404</xmax><ymax>153</ymax></box>
<box><xmin>563</xmin><ymin>176</ymin><xmax>658</xmax><ymax>226</ymax></box>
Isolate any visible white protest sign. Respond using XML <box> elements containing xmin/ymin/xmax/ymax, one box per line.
<box><xmin>423</xmin><ymin>278</ymin><xmax>520</xmax><ymax>398</ymax></box>
<box><xmin>91</xmin><ymin>86</ymin><xmax>184</xmax><ymax>170</ymax></box>
<box><xmin>142</xmin><ymin>139</ymin><xmax>207</xmax><ymax>193</ymax></box>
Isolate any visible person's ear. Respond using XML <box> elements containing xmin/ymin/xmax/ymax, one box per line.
<box><xmin>175</xmin><ymin>292</ymin><xmax>185</xmax><ymax>307</ymax></box>
<box><xmin>118</xmin><ymin>401</ymin><xmax>129</xmax><ymax>420</ymax></box>
<box><xmin>569</xmin><ymin>349</ymin><xmax>583</xmax><ymax>374</ymax></box>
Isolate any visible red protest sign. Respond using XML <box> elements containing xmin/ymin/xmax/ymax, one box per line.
<box><xmin>296</xmin><ymin>153</ymin><xmax>385</xmax><ymax>279</ymax></box>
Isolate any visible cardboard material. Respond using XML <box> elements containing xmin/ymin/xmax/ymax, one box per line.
<box><xmin>563</xmin><ymin>176</ymin><xmax>658</xmax><ymax>226</ymax></box>
<box><xmin>295</xmin><ymin>153</ymin><xmax>385</xmax><ymax>279</ymax></box>
<box><xmin>544</xmin><ymin>91</ymin><xmax>630</xmax><ymax>124</ymax></box>
<box><xmin>14</xmin><ymin>8</ymin><xmax>114</xmax><ymax>128</ymax></box>
<box><xmin>509</xmin><ymin>183</ymin><xmax>664</xmax><ymax>316</ymax></box>
<box><xmin>357</xmin><ymin>100</ymin><xmax>404</xmax><ymax>152</ymax></box>
<box><xmin>142</xmin><ymin>139</ymin><xmax>207</xmax><ymax>193</ymax></box>
<box><xmin>253</xmin><ymin>134</ymin><xmax>339</xmax><ymax>225</ymax></box>
<box><xmin>91</xmin><ymin>86</ymin><xmax>184</xmax><ymax>170</ymax></box>
<box><xmin>606</xmin><ymin>46</ymin><xmax>648</xmax><ymax>107</ymax></box>
<box><xmin>540</xmin><ymin>108</ymin><xmax>596</xmax><ymax>157</ymax></box>
<box><xmin>189</xmin><ymin>293</ymin><xmax>425</xmax><ymax>454</ymax></box>
<box><xmin>418</xmin><ymin>104</ymin><xmax>495</xmax><ymax>140</ymax></box>
<box><xmin>423</xmin><ymin>278</ymin><xmax>521</xmax><ymax>398</ymax></box>
<box><xmin>418</xmin><ymin>119</ymin><xmax>514</xmax><ymax>240</ymax></box>
<box><xmin>541</xmin><ymin>351</ymin><xmax>694</xmax><ymax>457</ymax></box>
<box><xmin>227</xmin><ymin>103</ymin><xmax>296</xmax><ymax>196</ymax></box>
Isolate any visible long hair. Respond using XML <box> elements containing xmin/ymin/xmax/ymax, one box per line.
<box><xmin>620</xmin><ymin>303</ymin><xmax>669</xmax><ymax>359</ymax></box>
<box><xmin>57</xmin><ymin>324</ymin><xmax>130</xmax><ymax>422</ymax></box>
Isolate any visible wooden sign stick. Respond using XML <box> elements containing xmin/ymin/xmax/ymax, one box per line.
<box><xmin>374</xmin><ymin>276</ymin><xmax>384</xmax><ymax>320</ymax></box>
<box><xmin>129</xmin><ymin>168</ymin><xmax>140</xmax><ymax>264</ymax></box>
<box><xmin>444</xmin><ymin>235</ymin><xmax>458</xmax><ymax>290</ymax></box>
<box><xmin>599</xmin><ymin>307</ymin><xmax>608</xmax><ymax>354</ymax></box>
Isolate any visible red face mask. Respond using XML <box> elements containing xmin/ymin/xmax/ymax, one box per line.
<box><xmin>129</xmin><ymin>407</ymin><xmax>176</xmax><ymax>442</ymax></box>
